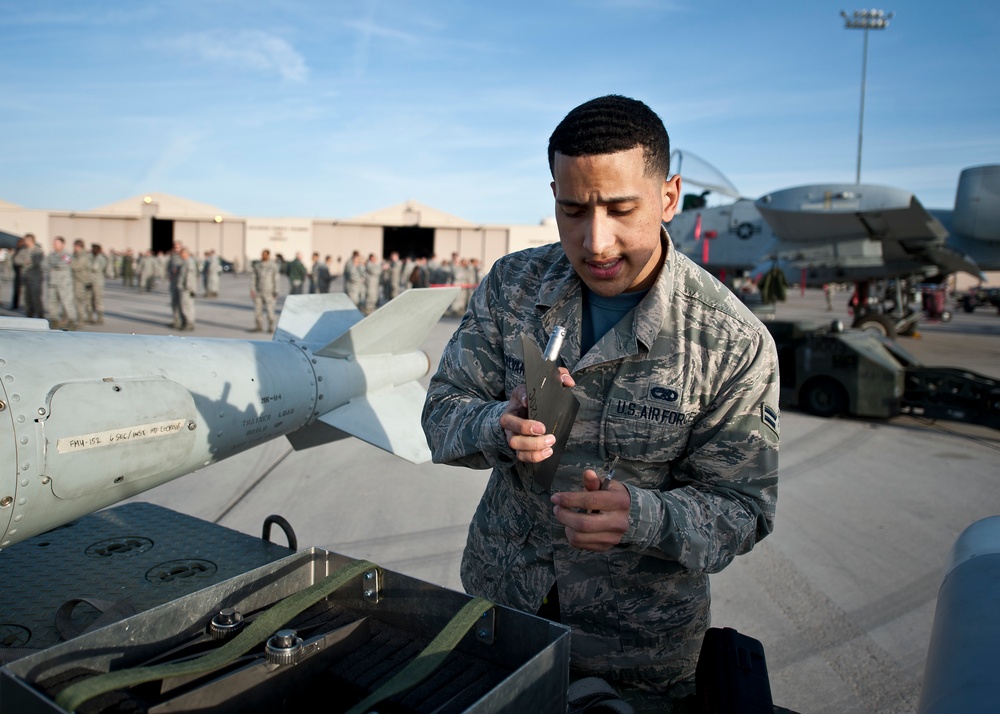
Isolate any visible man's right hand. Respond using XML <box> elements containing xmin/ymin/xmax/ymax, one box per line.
<box><xmin>499</xmin><ymin>369</ymin><xmax>574</xmax><ymax>463</ymax></box>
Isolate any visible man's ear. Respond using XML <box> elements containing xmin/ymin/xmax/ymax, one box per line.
<box><xmin>661</xmin><ymin>174</ymin><xmax>682</xmax><ymax>223</ymax></box>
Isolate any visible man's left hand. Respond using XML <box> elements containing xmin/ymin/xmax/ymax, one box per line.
<box><xmin>551</xmin><ymin>470</ymin><xmax>630</xmax><ymax>552</ymax></box>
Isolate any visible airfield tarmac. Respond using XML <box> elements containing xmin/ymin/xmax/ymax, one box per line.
<box><xmin>3</xmin><ymin>271</ymin><xmax>999</xmax><ymax>713</ymax></box>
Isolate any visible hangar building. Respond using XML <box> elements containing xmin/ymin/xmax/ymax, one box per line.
<box><xmin>0</xmin><ymin>194</ymin><xmax>559</xmax><ymax>273</ymax></box>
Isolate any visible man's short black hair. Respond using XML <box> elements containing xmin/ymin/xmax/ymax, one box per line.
<box><xmin>547</xmin><ymin>95</ymin><xmax>671</xmax><ymax>179</ymax></box>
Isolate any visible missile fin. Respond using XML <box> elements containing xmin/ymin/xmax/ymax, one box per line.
<box><xmin>274</xmin><ymin>294</ymin><xmax>363</xmax><ymax>345</ymax></box>
<box><xmin>316</xmin><ymin>287</ymin><xmax>461</xmax><ymax>358</ymax></box>
<box><xmin>317</xmin><ymin>380</ymin><xmax>433</xmax><ymax>464</ymax></box>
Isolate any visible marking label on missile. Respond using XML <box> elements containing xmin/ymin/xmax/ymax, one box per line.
<box><xmin>57</xmin><ymin>419</ymin><xmax>187</xmax><ymax>453</ymax></box>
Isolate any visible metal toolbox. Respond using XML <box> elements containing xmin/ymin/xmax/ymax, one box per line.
<box><xmin>1</xmin><ymin>537</ymin><xmax>570</xmax><ymax>713</ymax></box>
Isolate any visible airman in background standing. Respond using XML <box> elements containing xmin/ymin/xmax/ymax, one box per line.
<box><xmin>363</xmin><ymin>253</ymin><xmax>382</xmax><ymax>314</ymax></box>
<box><xmin>45</xmin><ymin>236</ymin><xmax>76</xmax><ymax>329</ymax></box>
<box><xmin>309</xmin><ymin>252</ymin><xmax>322</xmax><ymax>294</ymax></box>
<box><xmin>177</xmin><ymin>246</ymin><xmax>198</xmax><ymax>331</ymax></box>
<box><xmin>137</xmin><ymin>250</ymin><xmax>156</xmax><ymax>292</ymax></box>
<box><xmin>286</xmin><ymin>252</ymin><xmax>307</xmax><ymax>295</ymax></box>
<box><xmin>121</xmin><ymin>249</ymin><xmax>135</xmax><ymax>287</ymax></box>
<box><xmin>71</xmin><ymin>239</ymin><xmax>93</xmax><ymax>324</ymax></box>
<box><xmin>344</xmin><ymin>250</ymin><xmax>365</xmax><ymax>308</ymax></box>
<box><xmin>204</xmin><ymin>250</ymin><xmax>222</xmax><ymax>297</ymax></box>
<box><xmin>399</xmin><ymin>255</ymin><xmax>416</xmax><ymax>294</ymax></box>
<box><xmin>89</xmin><ymin>243</ymin><xmax>109</xmax><ymax>324</ymax></box>
<box><xmin>167</xmin><ymin>242</ymin><xmax>185</xmax><ymax>328</ymax></box>
<box><xmin>448</xmin><ymin>257</ymin><xmax>473</xmax><ymax>316</ymax></box>
<box><xmin>250</xmin><ymin>248</ymin><xmax>279</xmax><ymax>332</ymax></box>
<box><xmin>386</xmin><ymin>251</ymin><xmax>403</xmax><ymax>301</ymax></box>
<box><xmin>317</xmin><ymin>254</ymin><xmax>331</xmax><ymax>293</ymax></box>
<box><xmin>9</xmin><ymin>236</ymin><xmax>26</xmax><ymax>310</ymax></box>
<box><xmin>14</xmin><ymin>234</ymin><xmax>45</xmax><ymax>318</ymax></box>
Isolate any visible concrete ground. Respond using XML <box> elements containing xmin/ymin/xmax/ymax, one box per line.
<box><xmin>3</xmin><ymin>270</ymin><xmax>999</xmax><ymax>713</ymax></box>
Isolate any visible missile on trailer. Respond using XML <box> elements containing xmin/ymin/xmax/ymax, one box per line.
<box><xmin>0</xmin><ymin>288</ymin><xmax>460</xmax><ymax>549</ymax></box>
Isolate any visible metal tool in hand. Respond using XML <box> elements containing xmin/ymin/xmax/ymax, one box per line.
<box><xmin>588</xmin><ymin>456</ymin><xmax>619</xmax><ymax>514</ymax></box>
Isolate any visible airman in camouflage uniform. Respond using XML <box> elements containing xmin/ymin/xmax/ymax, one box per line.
<box><xmin>44</xmin><ymin>236</ymin><xmax>76</xmax><ymax>328</ymax></box>
<box><xmin>14</xmin><ymin>234</ymin><xmax>45</xmax><ymax>317</ymax></box>
<box><xmin>250</xmin><ymin>249</ymin><xmax>279</xmax><ymax>332</ymax></box>
<box><xmin>70</xmin><ymin>239</ymin><xmax>93</xmax><ymax>324</ymax></box>
<box><xmin>343</xmin><ymin>251</ymin><xmax>365</xmax><ymax>308</ymax></box>
<box><xmin>422</xmin><ymin>95</ymin><xmax>778</xmax><ymax>707</ymax></box>
<box><xmin>177</xmin><ymin>246</ymin><xmax>199</xmax><ymax>330</ymax></box>
<box><xmin>88</xmin><ymin>243</ymin><xmax>109</xmax><ymax>324</ymax></box>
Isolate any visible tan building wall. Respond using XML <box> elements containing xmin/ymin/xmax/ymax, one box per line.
<box><xmin>48</xmin><ymin>214</ymin><xmax>149</xmax><ymax>254</ymax></box>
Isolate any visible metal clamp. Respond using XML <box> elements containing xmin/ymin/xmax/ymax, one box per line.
<box><xmin>475</xmin><ymin>607</ymin><xmax>495</xmax><ymax>644</ymax></box>
<box><xmin>362</xmin><ymin>568</ymin><xmax>380</xmax><ymax>604</ymax></box>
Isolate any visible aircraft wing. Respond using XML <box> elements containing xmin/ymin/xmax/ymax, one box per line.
<box><xmin>756</xmin><ymin>184</ymin><xmax>981</xmax><ymax>277</ymax></box>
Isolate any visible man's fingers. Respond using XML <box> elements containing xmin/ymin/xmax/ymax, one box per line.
<box><xmin>556</xmin><ymin>367</ymin><xmax>576</xmax><ymax>388</ymax></box>
<box><xmin>508</xmin><ymin>433</ymin><xmax>556</xmax><ymax>462</ymax></box>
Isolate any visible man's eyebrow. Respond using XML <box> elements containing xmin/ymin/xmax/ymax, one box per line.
<box><xmin>555</xmin><ymin>194</ymin><xmax>641</xmax><ymax>207</ymax></box>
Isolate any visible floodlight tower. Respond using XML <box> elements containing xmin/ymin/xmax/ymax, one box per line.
<box><xmin>841</xmin><ymin>9</ymin><xmax>893</xmax><ymax>184</ymax></box>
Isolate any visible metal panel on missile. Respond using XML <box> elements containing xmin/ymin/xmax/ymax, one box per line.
<box><xmin>43</xmin><ymin>379</ymin><xmax>198</xmax><ymax>497</ymax></box>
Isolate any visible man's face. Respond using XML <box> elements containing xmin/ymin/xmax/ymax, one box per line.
<box><xmin>551</xmin><ymin>147</ymin><xmax>680</xmax><ymax>297</ymax></box>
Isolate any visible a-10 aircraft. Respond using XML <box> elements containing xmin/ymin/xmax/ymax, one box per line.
<box><xmin>666</xmin><ymin>152</ymin><xmax>1000</xmax><ymax>337</ymax></box>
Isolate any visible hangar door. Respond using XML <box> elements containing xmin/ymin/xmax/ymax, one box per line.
<box><xmin>152</xmin><ymin>218</ymin><xmax>174</xmax><ymax>255</ymax></box>
<box><xmin>383</xmin><ymin>226</ymin><xmax>433</xmax><ymax>259</ymax></box>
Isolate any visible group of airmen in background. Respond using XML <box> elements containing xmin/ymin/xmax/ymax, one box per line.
<box><xmin>3</xmin><ymin>237</ymin><xmax>483</xmax><ymax>334</ymax></box>
<box><xmin>1</xmin><ymin>235</ymin><xmax>224</xmax><ymax>332</ymax></box>
<box><xmin>3</xmin><ymin>233</ymin><xmax>110</xmax><ymax>329</ymax></box>
<box><xmin>342</xmin><ymin>250</ymin><xmax>482</xmax><ymax>317</ymax></box>
<box><xmin>249</xmin><ymin>249</ymin><xmax>483</xmax><ymax>333</ymax></box>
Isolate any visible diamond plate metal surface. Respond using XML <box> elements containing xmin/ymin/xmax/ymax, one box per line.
<box><xmin>0</xmin><ymin>502</ymin><xmax>293</xmax><ymax>653</ymax></box>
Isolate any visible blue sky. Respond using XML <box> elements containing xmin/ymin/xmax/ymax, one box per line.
<box><xmin>2</xmin><ymin>1</ymin><xmax>997</xmax><ymax>225</ymax></box>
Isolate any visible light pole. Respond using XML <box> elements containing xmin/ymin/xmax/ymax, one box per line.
<box><xmin>841</xmin><ymin>9</ymin><xmax>893</xmax><ymax>184</ymax></box>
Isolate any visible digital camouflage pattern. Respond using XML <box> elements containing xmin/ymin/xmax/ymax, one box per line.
<box><xmin>422</xmin><ymin>230</ymin><xmax>779</xmax><ymax>691</ymax></box>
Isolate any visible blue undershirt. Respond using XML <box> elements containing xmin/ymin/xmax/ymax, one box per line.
<box><xmin>581</xmin><ymin>286</ymin><xmax>648</xmax><ymax>355</ymax></box>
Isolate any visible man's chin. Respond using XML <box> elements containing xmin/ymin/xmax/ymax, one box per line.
<box><xmin>581</xmin><ymin>278</ymin><xmax>629</xmax><ymax>298</ymax></box>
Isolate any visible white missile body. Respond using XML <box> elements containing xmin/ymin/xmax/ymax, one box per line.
<box><xmin>0</xmin><ymin>288</ymin><xmax>459</xmax><ymax>548</ymax></box>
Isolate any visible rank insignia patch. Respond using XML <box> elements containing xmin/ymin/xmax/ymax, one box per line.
<box><xmin>761</xmin><ymin>403</ymin><xmax>779</xmax><ymax>436</ymax></box>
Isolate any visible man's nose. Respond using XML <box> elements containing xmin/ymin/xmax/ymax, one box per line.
<box><xmin>583</xmin><ymin>213</ymin><xmax>615</xmax><ymax>255</ymax></box>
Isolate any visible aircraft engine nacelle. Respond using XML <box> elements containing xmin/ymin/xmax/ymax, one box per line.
<box><xmin>953</xmin><ymin>165</ymin><xmax>1000</xmax><ymax>243</ymax></box>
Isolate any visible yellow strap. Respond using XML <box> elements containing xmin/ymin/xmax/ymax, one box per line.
<box><xmin>55</xmin><ymin>559</ymin><xmax>376</xmax><ymax>712</ymax></box>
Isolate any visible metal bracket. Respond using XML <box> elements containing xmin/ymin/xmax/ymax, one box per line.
<box><xmin>362</xmin><ymin>568</ymin><xmax>380</xmax><ymax>604</ymax></box>
<box><xmin>475</xmin><ymin>606</ymin><xmax>495</xmax><ymax>644</ymax></box>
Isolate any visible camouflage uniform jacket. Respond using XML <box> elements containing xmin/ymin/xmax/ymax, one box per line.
<box><xmin>422</xmin><ymin>230</ymin><xmax>779</xmax><ymax>690</ymax></box>
<box><xmin>252</xmin><ymin>259</ymin><xmax>279</xmax><ymax>295</ymax></box>
<box><xmin>45</xmin><ymin>249</ymin><xmax>73</xmax><ymax>284</ymax></box>
<box><xmin>179</xmin><ymin>256</ymin><xmax>200</xmax><ymax>294</ymax></box>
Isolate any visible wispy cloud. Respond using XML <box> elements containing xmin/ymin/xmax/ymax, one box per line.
<box><xmin>164</xmin><ymin>29</ymin><xmax>308</xmax><ymax>83</ymax></box>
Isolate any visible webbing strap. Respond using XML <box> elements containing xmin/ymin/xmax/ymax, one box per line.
<box><xmin>345</xmin><ymin>595</ymin><xmax>494</xmax><ymax>714</ymax></box>
<box><xmin>55</xmin><ymin>559</ymin><xmax>376</xmax><ymax>712</ymax></box>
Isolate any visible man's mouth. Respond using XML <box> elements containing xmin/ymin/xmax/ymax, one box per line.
<box><xmin>586</xmin><ymin>257</ymin><xmax>622</xmax><ymax>279</ymax></box>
